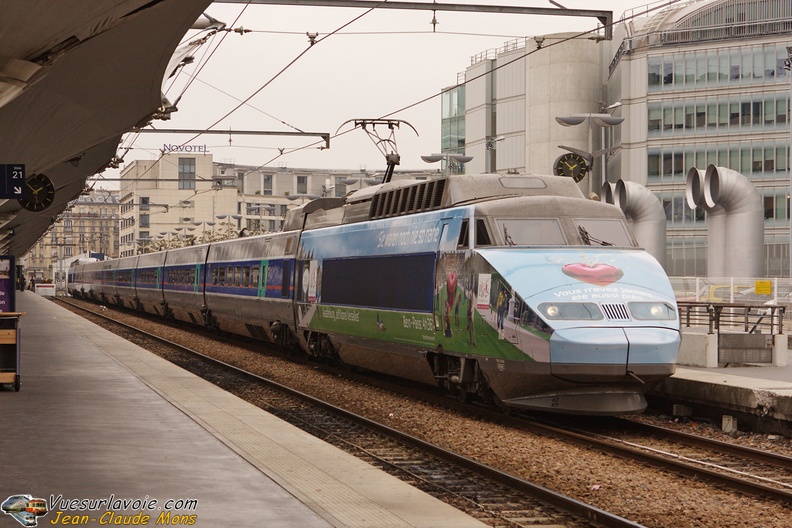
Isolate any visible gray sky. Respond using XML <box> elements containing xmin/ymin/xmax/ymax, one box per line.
<box><xmin>98</xmin><ymin>0</ymin><xmax>662</xmax><ymax>186</ymax></box>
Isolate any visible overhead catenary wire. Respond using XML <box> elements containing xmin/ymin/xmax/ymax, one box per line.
<box><xmin>106</xmin><ymin>0</ymin><xmax>684</xmax><ymax>192</ymax></box>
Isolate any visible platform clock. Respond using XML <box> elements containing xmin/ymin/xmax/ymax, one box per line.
<box><xmin>18</xmin><ymin>173</ymin><xmax>55</xmax><ymax>211</ymax></box>
<box><xmin>553</xmin><ymin>153</ymin><xmax>589</xmax><ymax>183</ymax></box>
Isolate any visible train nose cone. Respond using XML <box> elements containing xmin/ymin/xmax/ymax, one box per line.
<box><xmin>549</xmin><ymin>327</ymin><xmax>629</xmax><ymax>382</ymax></box>
<box><xmin>549</xmin><ymin>327</ymin><xmax>679</xmax><ymax>382</ymax></box>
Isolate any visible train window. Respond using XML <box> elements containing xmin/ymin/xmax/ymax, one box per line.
<box><xmin>457</xmin><ymin>220</ymin><xmax>469</xmax><ymax>248</ymax></box>
<box><xmin>495</xmin><ymin>219</ymin><xmax>565</xmax><ymax>245</ymax></box>
<box><xmin>475</xmin><ymin>219</ymin><xmax>491</xmax><ymax>246</ymax></box>
<box><xmin>242</xmin><ymin>266</ymin><xmax>250</xmax><ymax>288</ymax></box>
<box><xmin>212</xmin><ymin>267</ymin><xmax>219</xmax><ymax>285</ymax></box>
<box><xmin>573</xmin><ymin>218</ymin><xmax>633</xmax><ymax>247</ymax></box>
<box><xmin>251</xmin><ymin>266</ymin><xmax>260</xmax><ymax>289</ymax></box>
<box><xmin>218</xmin><ymin>267</ymin><xmax>226</xmax><ymax>286</ymax></box>
<box><xmin>281</xmin><ymin>260</ymin><xmax>291</xmax><ymax>298</ymax></box>
<box><xmin>234</xmin><ymin>266</ymin><xmax>241</xmax><ymax>287</ymax></box>
<box><xmin>322</xmin><ymin>254</ymin><xmax>434</xmax><ymax>311</ymax></box>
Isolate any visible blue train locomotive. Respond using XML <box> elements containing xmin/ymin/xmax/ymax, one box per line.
<box><xmin>68</xmin><ymin>174</ymin><xmax>680</xmax><ymax>415</ymax></box>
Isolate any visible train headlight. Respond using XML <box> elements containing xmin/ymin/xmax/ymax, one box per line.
<box><xmin>538</xmin><ymin>303</ymin><xmax>602</xmax><ymax>320</ymax></box>
<box><xmin>629</xmin><ymin>302</ymin><xmax>677</xmax><ymax>320</ymax></box>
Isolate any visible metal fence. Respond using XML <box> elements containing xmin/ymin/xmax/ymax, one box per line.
<box><xmin>670</xmin><ymin>277</ymin><xmax>792</xmax><ymax>306</ymax></box>
<box><xmin>677</xmin><ymin>302</ymin><xmax>785</xmax><ymax>335</ymax></box>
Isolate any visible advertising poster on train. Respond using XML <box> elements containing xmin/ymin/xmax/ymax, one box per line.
<box><xmin>0</xmin><ymin>256</ymin><xmax>15</xmax><ymax>312</ymax></box>
<box><xmin>476</xmin><ymin>274</ymin><xmax>491</xmax><ymax>310</ymax></box>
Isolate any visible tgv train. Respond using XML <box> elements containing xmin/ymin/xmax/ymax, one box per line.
<box><xmin>68</xmin><ymin>174</ymin><xmax>680</xmax><ymax>415</ymax></box>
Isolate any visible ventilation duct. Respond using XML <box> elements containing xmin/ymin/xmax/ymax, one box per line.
<box><xmin>686</xmin><ymin>167</ymin><xmax>727</xmax><ymax>277</ymax></box>
<box><xmin>602</xmin><ymin>180</ymin><xmax>666</xmax><ymax>268</ymax></box>
<box><xmin>686</xmin><ymin>165</ymin><xmax>764</xmax><ymax>278</ymax></box>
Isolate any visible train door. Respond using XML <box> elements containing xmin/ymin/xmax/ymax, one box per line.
<box><xmin>256</xmin><ymin>261</ymin><xmax>267</xmax><ymax>298</ymax></box>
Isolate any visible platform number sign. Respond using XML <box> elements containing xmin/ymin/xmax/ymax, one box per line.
<box><xmin>0</xmin><ymin>164</ymin><xmax>24</xmax><ymax>199</ymax></box>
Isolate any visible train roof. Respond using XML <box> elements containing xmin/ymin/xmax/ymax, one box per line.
<box><xmin>284</xmin><ymin>173</ymin><xmax>588</xmax><ymax>231</ymax></box>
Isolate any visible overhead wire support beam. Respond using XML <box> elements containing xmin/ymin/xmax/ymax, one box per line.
<box><xmin>134</xmin><ymin>128</ymin><xmax>331</xmax><ymax>149</ymax></box>
<box><xmin>212</xmin><ymin>0</ymin><xmax>614</xmax><ymax>40</ymax></box>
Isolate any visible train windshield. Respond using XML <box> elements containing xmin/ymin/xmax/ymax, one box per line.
<box><xmin>496</xmin><ymin>219</ymin><xmax>565</xmax><ymax>246</ymax></box>
<box><xmin>573</xmin><ymin>218</ymin><xmax>633</xmax><ymax>247</ymax></box>
<box><xmin>495</xmin><ymin>218</ymin><xmax>633</xmax><ymax>247</ymax></box>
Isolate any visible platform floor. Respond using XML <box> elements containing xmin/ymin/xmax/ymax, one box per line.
<box><xmin>0</xmin><ymin>292</ymin><xmax>486</xmax><ymax>528</ymax></box>
<box><xmin>657</xmin><ymin>354</ymin><xmax>792</xmax><ymax>429</ymax></box>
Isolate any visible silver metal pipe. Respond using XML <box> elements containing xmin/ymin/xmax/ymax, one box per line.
<box><xmin>614</xmin><ymin>180</ymin><xmax>666</xmax><ymax>268</ymax></box>
<box><xmin>686</xmin><ymin>167</ymin><xmax>727</xmax><ymax>277</ymax></box>
<box><xmin>704</xmin><ymin>165</ymin><xmax>765</xmax><ymax>277</ymax></box>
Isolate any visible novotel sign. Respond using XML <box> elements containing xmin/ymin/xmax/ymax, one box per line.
<box><xmin>163</xmin><ymin>144</ymin><xmax>209</xmax><ymax>153</ymax></box>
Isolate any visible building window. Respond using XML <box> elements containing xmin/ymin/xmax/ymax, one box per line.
<box><xmin>139</xmin><ymin>214</ymin><xmax>150</xmax><ymax>228</ymax></box>
<box><xmin>263</xmin><ymin>174</ymin><xmax>272</xmax><ymax>195</ymax></box>
<box><xmin>649</xmin><ymin>43</ymin><xmax>791</xmax><ymax>93</ymax></box>
<box><xmin>648</xmin><ymin>140</ymin><xmax>790</xmax><ymax>183</ymax></box>
<box><xmin>647</xmin><ymin>93</ymin><xmax>789</xmax><ymax>136</ymax></box>
<box><xmin>178</xmin><ymin>158</ymin><xmax>196</xmax><ymax>190</ymax></box>
<box><xmin>297</xmin><ymin>176</ymin><xmax>307</xmax><ymax>194</ymax></box>
<box><xmin>334</xmin><ymin>176</ymin><xmax>346</xmax><ymax>198</ymax></box>
<box><xmin>140</xmin><ymin>197</ymin><xmax>150</xmax><ymax>210</ymax></box>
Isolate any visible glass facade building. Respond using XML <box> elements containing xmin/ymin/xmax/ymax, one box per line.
<box><xmin>440</xmin><ymin>85</ymin><xmax>467</xmax><ymax>175</ymax></box>
<box><xmin>622</xmin><ymin>0</ymin><xmax>792</xmax><ymax>276</ymax></box>
<box><xmin>450</xmin><ymin>0</ymin><xmax>792</xmax><ymax>277</ymax></box>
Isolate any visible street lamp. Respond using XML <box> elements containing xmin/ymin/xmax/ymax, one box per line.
<box><xmin>555</xmin><ymin>112</ymin><xmax>624</xmax><ymax>195</ymax></box>
<box><xmin>485</xmin><ymin>136</ymin><xmax>505</xmax><ymax>173</ymax></box>
<box><xmin>341</xmin><ymin>176</ymin><xmax>381</xmax><ymax>190</ymax></box>
<box><xmin>421</xmin><ymin>153</ymin><xmax>473</xmax><ymax>177</ymax></box>
<box><xmin>286</xmin><ymin>194</ymin><xmax>320</xmax><ymax>205</ymax></box>
<box><xmin>249</xmin><ymin>205</ymin><xmax>275</xmax><ymax>233</ymax></box>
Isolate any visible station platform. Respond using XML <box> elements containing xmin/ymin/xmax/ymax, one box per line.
<box><xmin>0</xmin><ymin>292</ymin><xmax>487</xmax><ymax>528</ymax></box>
<box><xmin>650</xmin><ymin>352</ymin><xmax>792</xmax><ymax>436</ymax></box>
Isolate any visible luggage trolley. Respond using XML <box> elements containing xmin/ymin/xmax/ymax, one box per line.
<box><xmin>0</xmin><ymin>312</ymin><xmax>24</xmax><ymax>392</ymax></box>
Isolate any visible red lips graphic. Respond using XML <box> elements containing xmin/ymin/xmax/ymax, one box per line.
<box><xmin>561</xmin><ymin>263</ymin><xmax>624</xmax><ymax>286</ymax></box>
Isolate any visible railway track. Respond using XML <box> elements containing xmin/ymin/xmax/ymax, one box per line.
<box><xmin>510</xmin><ymin>415</ymin><xmax>792</xmax><ymax>506</ymax></box>
<box><xmin>55</xmin><ymin>297</ymin><xmax>642</xmax><ymax>528</ymax></box>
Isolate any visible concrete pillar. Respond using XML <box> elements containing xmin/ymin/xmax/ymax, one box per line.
<box><xmin>773</xmin><ymin>334</ymin><xmax>788</xmax><ymax>367</ymax></box>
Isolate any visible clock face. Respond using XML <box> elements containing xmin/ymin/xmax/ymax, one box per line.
<box><xmin>18</xmin><ymin>173</ymin><xmax>55</xmax><ymax>211</ymax></box>
<box><xmin>553</xmin><ymin>153</ymin><xmax>589</xmax><ymax>183</ymax></box>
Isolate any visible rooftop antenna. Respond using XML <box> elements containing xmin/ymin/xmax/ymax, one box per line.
<box><xmin>338</xmin><ymin>119</ymin><xmax>418</xmax><ymax>184</ymax></box>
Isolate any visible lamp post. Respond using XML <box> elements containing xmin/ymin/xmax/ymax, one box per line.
<box><xmin>786</xmin><ymin>46</ymin><xmax>792</xmax><ymax>278</ymax></box>
<box><xmin>485</xmin><ymin>136</ymin><xmax>505</xmax><ymax>173</ymax></box>
<box><xmin>251</xmin><ymin>205</ymin><xmax>275</xmax><ymax>233</ymax></box>
<box><xmin>555</xmin><ymin>112</ymin><xmax>623</xmax><ymax>195</ymax></box>
<box><xmin>421</xmin><ymin>153</ymin><xmax>473</xmax><ymax>176</ymax></box>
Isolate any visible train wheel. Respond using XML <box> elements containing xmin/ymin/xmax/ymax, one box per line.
<box><xmin>456</xmin><ymin>389</ymin><xmax>472</xmax><ymax>404</ymax></box>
